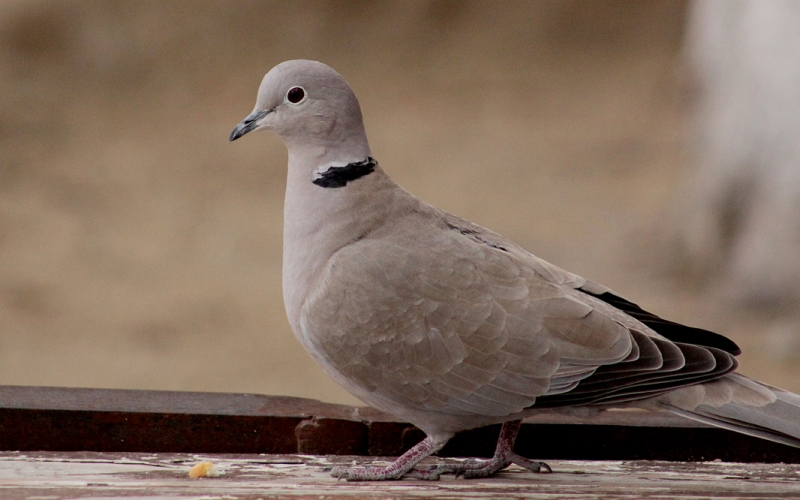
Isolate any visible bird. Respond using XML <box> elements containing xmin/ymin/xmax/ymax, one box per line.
<box><xmin>229</xmin><ymin>60</ymin><xmax>800</xmax><ymax>481</ymax></box>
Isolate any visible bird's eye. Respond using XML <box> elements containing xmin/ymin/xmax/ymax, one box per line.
<box><xmin>287</xmin><ymin>87</ymin><xmax>306</xmax><ymax>104</ymax></box>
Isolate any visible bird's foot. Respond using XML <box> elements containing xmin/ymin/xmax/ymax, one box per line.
<box><xmin>404</xmin><ymin>419</ymin><xmax>551</xmax><ymax>479</ymax></box>
<box><xmin>327</xmin><ymin>420</ymin><xmax>551</xmax><ymax>481</ymax></box>
<box><xmin>403</xmin><ymin>453</ymin><xmax>551</xmax><ymax>480</ymax></box>
<box><xmin>329</xmin><ymin>436</ymin><xmax>447</xmax><ymax>481</ymax></box>
<box><xmin>458</xmin><ymin>452</ymin><xmax>551</xmax><ymax>479</ymax></box>
<box><xmin>330</xmin><ymin>464</ymin><xmax>406</xmax><ymax>481</ymax></box>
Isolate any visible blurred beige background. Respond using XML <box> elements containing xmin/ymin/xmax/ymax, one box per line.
<box><xmin>0</xmin><ymin>0</ymin><xmax>797</xmax><ymax>406</ymax></box>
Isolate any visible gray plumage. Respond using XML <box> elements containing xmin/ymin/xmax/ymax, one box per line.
<box><xmin>230</xmin><ymin>60</ymin><xmax>800</xmax><ymax>480</ymax></box>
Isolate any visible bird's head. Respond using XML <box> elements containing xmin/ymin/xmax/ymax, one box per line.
<box><xmin>229</xmin><ymin>60</ymin><xmax>370</xmax><ymax>162</ymax></box>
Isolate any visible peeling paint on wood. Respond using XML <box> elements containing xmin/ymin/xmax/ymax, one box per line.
<box><xmin>0</xmin><ymin>452</ymin><xmax>798</xmax><ymax>499</ymax></box>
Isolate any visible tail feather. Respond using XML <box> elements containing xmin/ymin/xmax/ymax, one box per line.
<box><xmin>658</xmin><ymin>373</ymin><xmax>800</xmax><ymax>449</ymax></box>
<box><xmin>669</xmin><ymin>404</ymin><xmax>800</xmax><ymax>449</ymax></box>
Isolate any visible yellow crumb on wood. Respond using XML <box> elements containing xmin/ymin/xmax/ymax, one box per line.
<box><xmin>189</xmin><ymin>461</ymin><xmax>220</xmax><ymax>478</ymax></box>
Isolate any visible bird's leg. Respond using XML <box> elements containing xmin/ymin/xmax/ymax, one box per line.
<box><xmin>407</xmin><ymin>420</ymin><xmax>551</xmax><ymax>479</ymax></box>
<box><xmin>330</xmin><ymin>436</ymin><xmax>447</xmax><ymax>481</ymax></box>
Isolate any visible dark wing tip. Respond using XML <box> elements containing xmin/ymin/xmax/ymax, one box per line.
<box><xmin>579</xmin><ymin>289</ymin><xmax>742</xmax><ymax>356</ymax></box>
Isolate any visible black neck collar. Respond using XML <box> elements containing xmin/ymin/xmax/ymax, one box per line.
<box><xmin>312</xmin><ymin>157</ymin><xmax>377</xmax><ymax>188</ymax></box>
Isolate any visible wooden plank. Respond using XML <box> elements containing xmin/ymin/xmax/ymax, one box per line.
<box><xmin>1</xmin><ymin>451</ymin><xmax>799</xmax><ymax>499</ymax></box>
<box><xmin>1</xmin><ymin>386</ymin><xmax>799</xmax><ymax>463</ymax></box>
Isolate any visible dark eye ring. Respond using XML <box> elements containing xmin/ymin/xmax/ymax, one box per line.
<box><xmin>287</xmin><ymin>86</ymin><xmax>305</xmax><ymax>104</ymax></box>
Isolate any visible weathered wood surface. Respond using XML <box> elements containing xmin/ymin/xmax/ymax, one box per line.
<box><xmin>1</xmin><ymin>451</ymin><xmax>798</xmax><ymax>499</ymax></box>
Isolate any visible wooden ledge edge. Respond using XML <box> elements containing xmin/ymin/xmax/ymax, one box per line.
<box><xmin>0</xmin><ymin>385</ymin><xmax>798</xmax><ymax>463</ymax></box>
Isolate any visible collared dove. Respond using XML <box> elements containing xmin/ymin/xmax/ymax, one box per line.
<box><xmin>230</xmin><ymin>60</ymin><xmax>800</xmax><ymax>481</ymax></box>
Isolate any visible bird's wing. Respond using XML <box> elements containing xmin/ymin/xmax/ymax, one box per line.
<box><xmin>301</xmin><ymin>211</ymin><xmax>739</xmax><ymax>418</ymax></box>
<box><xmin>433</xmin><ymin>215</ymin><xmax>742</xmax><ymax>408</ymax></box>
<box><xmin>300</xmin><ymin>215</ymin><xmax>630</xmax><ymax>417</ymax></box>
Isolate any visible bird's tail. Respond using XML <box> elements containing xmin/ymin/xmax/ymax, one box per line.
<box><xmin>659</xmin><ymin>373</ymin><xmax>800</xmax><ymax>448</ymax></box>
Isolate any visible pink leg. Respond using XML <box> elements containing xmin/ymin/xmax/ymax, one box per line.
<box><xmin>330</xmin><ymin>436</ymin><xmax>447</xmax><ymax>481</ymax></box>
<box><xmin>405</xmin><ymin>420</ymin><xmax>551</xmax><ymax>480</ymax></box>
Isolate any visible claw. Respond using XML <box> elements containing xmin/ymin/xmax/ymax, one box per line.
<box><xmin>511</xmin><ymin>453</ymin><xmax>552</xmax><ymax>474</ymax></box>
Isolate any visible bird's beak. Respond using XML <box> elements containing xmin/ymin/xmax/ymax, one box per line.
<box><xmin>229</xmin><ymin>109</ymin><xmax>272</xmax><ymax>142</ymax></box>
